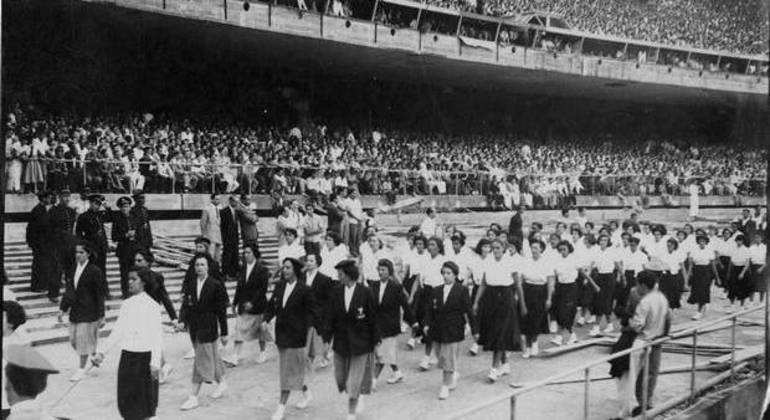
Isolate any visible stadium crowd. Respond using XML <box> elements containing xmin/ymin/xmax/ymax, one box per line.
<box><xmin>405</xmin><ymin>0</ymin><xmax>769</xmax><ymax>56</ymax></box>
<box><xmin>5</xmin><ymin>104</ymin><xmax>767</xmax><ymax>207</ymax></box>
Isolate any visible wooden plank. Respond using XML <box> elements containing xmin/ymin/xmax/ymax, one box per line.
<box><xmin>709</xmin><ymin>345</ymin><xmax>764</xmax><ymax>365</ymax></box>
<box><xmin>540</xmin><ymin>337</ymin><xmax>614</xmax><ymax>357</ymax></box>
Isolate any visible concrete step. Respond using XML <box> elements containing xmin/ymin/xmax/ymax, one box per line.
<box><xmin>5</xmin><ymin>266</ymin><xmax>181</xmax><ymax>285</ymax></box>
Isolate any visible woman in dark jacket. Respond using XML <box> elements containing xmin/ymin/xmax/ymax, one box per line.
<box><xmin>370</xmin><ymin>259</ymin><xmax>412</xmax><ymax>387</ymax></box>
<box><xmin>227</xmin><ymin>243</ymin><xmax>271</xmax><ymax>367</ymax></box>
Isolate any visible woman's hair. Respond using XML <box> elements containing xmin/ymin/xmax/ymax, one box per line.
<box><xmin>556</xmin><ymin>240</ymin><xmax>574</xmax><ymax>254</ymax></box>
<box><xmin>283</xmin><ymin>258</ymin><xmax>304</xmax><ymax>279</ymax></box>
<box><xmin>3</xmin><ymin>300</ymin><xmax>27</xmax><ymax>331</ymax></box>
<box><xmin>666</xmin><ymin>237</ymin><xmax>679</xmax><ymax>250</ymax></box>
<box><xmin>427</xmin><ymin>237</ymin><xmax>444</xmax><ymax>255</ymax></box>
<box><xmin>377</xmin><ymin>259</ymin><xmax>395</xmax><ymax>276</ymax></box>
<box><xmin>441</xmin><ymin>261</ymin><xmax>460</xmax><ymax>276</ymax></box>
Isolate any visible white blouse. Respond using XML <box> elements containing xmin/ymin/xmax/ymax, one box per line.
<box><xmin>553</xmin><ymin>254</ymin><xmax>581</xmax><ymax>284</ymax></box>
<box><xmin>320</xmin><ymin>244</ymin><xmax>350</xmax><ymax>280</ymax></box>
<box><xmin>731</xmin><ymin>246</ymin><xmax>752</xmax><ymax>266</ymax></box>
<box><xmin>749</xmin><ymin>244</ymin><xmax>766</xmax><ymax>266</ymax></box>
<box><xmin>592</xmin><ymin>247</ymin><xmax>619</xmax><ymax>274</ymax></box>
<box><xmin>470</xmin><ymin>254</ymin><xmax>490</xmax><ymax>286</ymax></box>
<box><xmin>278</xmin><ymin>242</ymin><xmax>306</xmax><ymax>265</ymax></box>
<box><xmin>409</xmin><ymin>251</ymin><xmax>430</xmax><ymax>279</ymax></box>
<box><xmin>447</xmin><ymin>247</ymin><xmax>478</xmax><ymax>282</ymax></box>
<box><xmin>520</xmin><ymin>256</ymin><xmax>553</xmax><ymax>285</ymax></box>
<box><xmin>98</xmin><ymin>292</ymin><xmax>163</xmax><ymax>369</ymax></box>
<box><xmin>483</xmin><ymin>254</ymin><xmax>520</xmax><ymax>287</ymax></box>
<box><xmin>690</xmin><ymin>246</ymin><xmax>717</xmax><ymax>266</ymax></box>
<box><xmin>621</xmin><ymin>249</ymin><xmax>649</xmax><ymax>274</ymax></box>
<box><xmin>712</xmin><ymin>238</ymin><xmax>735</xmax><ymax>259</ymax></box>
<box><xmin>423</xmin><ymin>254</ymin><xmax>449</xmax><ymax>288</ymax></box>
<box><xmin>360</xmin><ymin>245</ymin><xmax>392</xmax><ymax>280</ymax></box>
<box><xmin>661</xmin><ymin>250</ymin><xmax>686</xmax><ymax>274</ymax></box>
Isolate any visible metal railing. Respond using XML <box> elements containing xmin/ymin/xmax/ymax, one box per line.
<box><xmin>450</xmin><ymin>305</ymin><xmax>764</xmax><ymax>420</ymax></box>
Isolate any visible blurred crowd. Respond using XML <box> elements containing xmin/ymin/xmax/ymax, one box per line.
<box><xmin>4</xmin><ymin>104</ymin><xmax>767</xmax><ymax>209</ymax></box>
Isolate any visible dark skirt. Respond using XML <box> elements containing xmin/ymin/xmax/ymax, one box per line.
<box><xmin>477</xmin><ymin>285</ymin><xmax>521</xmax><ymax>352</ymax></box>
<box><xmin>660</xmin><ymin>272</ymin><xmax>683</xmax><ymax>309</ymax></box>
<box><xmin>470</xmin><ymin>283</ymin><xmax>480</xmax><ymax>332</ymax></box>
<box><xmin>415</xmin><ymin>285</ymin><xmax>434</xmax><ymax>343</ymax></box>
<box><xmin>117</xmin><ymin>350</ymin><xmax>158</xmax><ymax>420</ymax></box>
<box><xmin>717</xmin><ymin>256</ymin><xmax>731</xmax><ymax>289</ymax></box>
<box><xmin>592</xmin><ymin>273</ymin><xmax>615</xmax><ymax>316</ymax></box>
<box><xmin>521</xmin><ymin>283</ymin><xmax>549</xmax><ymax>338</ymax></box>
<box><xmin>554</xmin><ymin>282</ymin><xmax>578</xmax><ymax>329</ymax></box>
<box><xmin>577</xmin><ymin>270</ymin><xmax>595</xmax><ymax>308</ymax></box>
<box><xmin>729</xmin><ymin>265</ymin><xmax>752</xmax><ymax>301</ymax></box>
<box><xmin>608</xmin><ymin>330</ymin><xmax>638</xmax><ymax>378</ymax></box>
<box><xmin>687</xmin><ymin>265</ymin><xmax>712</xmax><ymax>305</ymax></box>
<box><xmin>751</xmin><ymin>264</ymin><xmax>766</xmax><ymax>293</ymax></box>
<box><xmin>613</xmin><ymin>270</ymin><xmax>636</xmax><ymax>314</ymax></box>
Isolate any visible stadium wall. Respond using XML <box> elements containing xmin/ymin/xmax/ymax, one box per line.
<box><xmin>4</xmin><ymin>194</ymin><xmax>765</xmax><ymax>220</ymax></box>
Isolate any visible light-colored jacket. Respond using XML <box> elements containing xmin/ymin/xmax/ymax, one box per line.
<box><xmin>200</xmin><ymin>203</ymin><xmax>222</xmax><ymax>244</ymax></box>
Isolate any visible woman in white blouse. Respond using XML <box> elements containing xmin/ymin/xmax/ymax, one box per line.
<box><xmin>405</xmin><ymin>236</ymin><xmax>430</xmax><ymax>350</ymax></box>
<box><xmin>92</xmin><ymin>268</ymin><xmax>162</xmax><ymax>420</ymax></box>
<box><xmin>748</xmin><ymin>234</ymin><xmax>767</xmax><ymax>304</ymax></box>
<box><xmin>551</xmin><ymin>241</ymin><xmax>587</xmax><ymax>346</ymax></box>
<box><xmin>359</xmin><ymin>234</ymin><xmax>392</xmax><ymax>283</ymax></box>
<box><xmin>319</xmin><ymin>232</ymin><xmax>350</xmax><ymax>281</ymax></box>
<box><xmin>417</xmin><ymin>237</ymin><xmax>448</xmax><ymax>371</ymax></box>
<box><xmin>519</xmin><ymin>240</ymin><xmax>555</xmax><ymax>358</ymax></box>
<box><xmin>727</xmin><ymin>234</ymin><xmax>753</xmax><ymax>311</ymax></box>
<box><xmin>588</xmin><ymin>235</ymin><xmax>621</xmax><ymax>337</ymax></box>
<box><xmin>473</xmin><ymin>239</ymin><xmax>524</xmax><ymax>383</ymax></box>
<box><xmin>713</xmin><ymin>228</ymin><xmax>735</xmax><ymax>294</ymax></box>
<box><xmin>686</xmin><ymin>235</ymin><xmax>720</xmax><ymax>320</ymax></box>
<box><xmin>467</xmin><ymin>239</ymin><xmax>492</xmax><ymax>356</ymax></box>
<box><xmin>659</xmin><ymin>238</ymin><xmax>688</xmax><ymax>310</ymax></box>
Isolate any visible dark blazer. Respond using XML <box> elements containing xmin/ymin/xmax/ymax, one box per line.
<box><xmin>111</xmin><ymin>212</ymin><xmax>140</xmax><ymax>257</ymax></box>
<box><xmin>129</xmin><ymin>205</ymin><xmax>153</xmax><ymax>250</ymax></box>
<box><xmin>26</xmin><ymin>203</ymin><xmax>50</xmax><ymax>249</ymax></box>
<box><xmin>220</xmin><ymin>207</ymin><xmax>240</xmax><ymax>246</ymax></box>
<box><xmin>508</xmin><ymin>212</ymin><xmax>523</xmax><ymax>246</ymax></box>
<box><xmin>60</xmin><ymin>263</ymin><xmax>106</xmax><ymax>323</ymax></box>
<box><xmin>76</xmin><ymin>209</ymin><xmax>109</xmax><ymax>256</ymax></box>
<box><xmin>237</xmin><ymin>207</ymin><xmax>259</xmax><ymax>244</ymax></box>
<box><xmin>147</xmin><ymin>270</ymin><xmax>177</xmax><ymax>320</ymax></box>
<box><xmin>180</xmin><ymin>276</ymin><xmax>229</xmax><ymax>343</ymax></box>
<box><xmin>304</xmin><ymin>271</ymin><xmax>334</xmax><ymax>324</ymax></box>
<box><xmin>324</xmin><ymin>283</ymin><xmax>380</xmax><ymax>357</ymax></box>
<box><xmin>233</xmin><ymin>262</ymin><xmax>270</xmax><ymax>315</ymax></box>
<box><xmin>264</xmin><ymin>280</ymin><xmax>317</xmax><ymax>349</ymax></box>
<box><xmin>368</xmin><ymin>279</ymin><xmax>412</xmax><ymax>338</ymax></box>
<box><xmin>424</xmin><ymin>282</ymin><xmax>475</xmax><ymax>344</ymax></box>
<box><xmin>325</xmin><ymin>203</ymin><xmax>344</xmax><ymax>235</ymax></box>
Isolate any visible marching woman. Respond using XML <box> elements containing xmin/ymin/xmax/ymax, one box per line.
<box><xmin>227</xmin><ymin>243</ymin><xmax>271</xmax><ymax>367</ymax></box>
<box><xmin>132</xmin><ymin>250</ymin><xmax>177</xmax><ymax>383</ymax></box>
<box><xmin>519</xmin><ymin>240</ymin><xmax>554</xmax><ymax>357</ymax></box>
<box><xmin>417</xmin><ymin>237</ymin><xmax>449</xmax><ymax>370</ymax></box>
<box><xmin>303</xmin><ymin>253</ymin><xmax>334</xmax><ymax>369</ymax></box>
<box><xmin>550</xmin><ymin>241</ymin><xmax>582</xmax><ymax>346</ymax></box>
<box><xmin>474</xmin><ymin>239</ymin><xmax>523</xmax><ymax>383</ymax></box>
<box><xmin>320</xmin><ymin>231</ymin><xmax>350</xmax><ymax>281</ymax></box>
<box><xmin>370</xmin><ymin>259</ymin><xmax>412</xmax><ymax>387</ymax></box>
<box><xmin>405</xmin><ymin>235</ymin><xmax>430</xmax><ymax>350</ymax></box>
<box><xmin>446</xmin><ymin>231</ymin><xmax>476</xmax><ymax>286</ymax></box>
<box><xmin>360</xmin><ymin>234</ymin><xmax>392</xmax><ymax>283</ymax></box>
<box><xmin>713</xmin><ymin>228</ymin><xmax>735</xmax><ymax>295</ymax></box>
<box><xmin>687</xmin><ymin>235</ymin><xmax>719</xmax><ymax>320</ymax></box>
<box><xmin>467</xmin><ymin>238</ymin><xmax>491</xmax><ymax>355</ymax></box>
<box><xmin>423</xmin><ymin>261</ymin><xmax>475</xmax><ymax>400</ymax></box>
<box><xmin>92</xmin><ymin>268</ymin><xmax>162</xmax><ymax>420</ymax></box>
<box><xmin>179</xmin><ymin>254</ymin><xmax>229</xmax><ymax>411</ymax></box>
<box><xmin>324</xmin><ymin>260</ymin><xmax>380</xmax><ymax>420</ymax></box>
<box><xmin>575</xmin><ymin>234</ymin><xmax>599</xmax><ymax>326</ymax></box>
<box><xmin>659</xmin><ymin>238</ymin><xmax>688</xmax><ymax>310</ymax></box>
<box><xmin>726</xmin><ymin>234</ymin><xmax>752</xmax><ymax>311</ymax></box>
<box><xmin>59</xmin><ymin>242</ymin><xmax>106</xmax><ymax>382</ymax></box>
<box><xmin>588</xmin><ymin>234</ymin><xmax>621</xmax><ymax>337</ymax></box>
<box><xmin>265</xmin><ymin>258</ymin><xmax>318</xmax><ymax>420</ymax></box>
<box><xmin>748</xmin><ymin>234</ymin><xmax>767</xmax><ymax>303</ymax></box>
<box><xmin>617</xmin><ymin>237</ymin><xmax>649</xmax><ymax>312</ymax></box>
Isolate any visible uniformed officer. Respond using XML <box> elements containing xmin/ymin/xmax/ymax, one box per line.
<box><xmin>112</xmin><ymin>196</ymin><xmax>140</xmax><ymax>299</ymax></box>
<box><xmin>75</xmin><ymin>194</ymin><xmax>111</xmax><ymax>298</ymax></box>
<box><xmin>4</xmin><ymin>344</ymin><xmax>59</xmax><ymax>420</ymax></box>
<box><xmin>50</xmin><ymin>189</ymin><xmax>78</xmax><ymax>303</ymax></box>
<box><xmin>130</xmin><ymin>192</ymin><xmax>153</xmax><ymax>253</ymax></box>
<box><xmin>26</xmin><ymin>191</ymin><xmax>55</xmax><ymax>295</ymax></box>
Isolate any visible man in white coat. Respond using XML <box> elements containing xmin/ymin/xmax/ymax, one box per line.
<box><xmin>200</xmin><ymin>194</ymin><xmax>222</xmax><ymax>263</ymax></box>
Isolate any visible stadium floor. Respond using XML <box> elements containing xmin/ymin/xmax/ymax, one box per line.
<box><xmin>2</xmin><ymin>207</ymin><xmax>766</xmax><ymax>420</ymax></box>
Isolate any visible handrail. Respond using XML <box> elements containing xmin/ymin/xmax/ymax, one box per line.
<box><xmin>449</xmin><ymin>305</ymin><xmax>764</xmax><ymax>419</ymax></box>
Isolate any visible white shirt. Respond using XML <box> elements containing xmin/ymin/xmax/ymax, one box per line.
<box><xmin>347</xmin><ymin>199</ymin><xmax>363</xmax><ymax>225</ymax></box>
<box><xmin>278</xmin><ymin>241</ymin><xmax>306</xmax><ymax>264</ymax></box>
<box><xmin>592</xmin><ymin>247</ymin><xmax>619</xmax><ymax>273</ymax></box>
<box><xmin>245</xmin><ymin>261</ymin><xmax>256</xmax><ymax>282</ymax></box>
<box><xmin>196</xmin><ymin>277</ymin><xmax>207</xmax><ymax>299</ymax></box>
<box><xmin>360</xmin><ymin>245</ymin><xmax>392</xmax><ymax>280</ymax></box>
<box><xmin>661</xmin><ymin>250</ymin><xmax>686</xmax><ymax>274</ymax></box>
<box><xmin>520</xmin><ymin>256</ymin><xmax>553</xmax><ymax>285</ymax></box>
<box><xmin>483</xmin><ymin>254</ymin><xmax>521</xmax><ymax>286</ymax></box>
<box><xmin>442</xmin><ymin>283</ymin><xmax>452</xmax><ymax>302</ymax></box>
<box><xmin>2</xmin><ymin>328</ymin><xmax>31</xmax><ymax>410</ymax></box>
<box><xmin>749</xmin><ymin>244</ymin><xmax>766</xmax><ymax>265</ymax></box>
<box><xmin>553</xmin><ymin>254</ymin><xmax>581</xmax><ymax>284</ymax></box>
<box><xmin>621</xmin><ymin>248</ymin><xmax>649</xmax><ymax>274</ymax></box>
<box><xmin>690</xmin><ymin>246</ymin><xmax>717</xmax><ymax>265</ymax></box>
<box><xmin>731</xmin><ymin>246</ymin><xmax>751</xmax><ymax>266</ymax></box>
<box><xmin>713</xmin><ymin>238</ymin><xmax>736</xmax><ymax>258</ymax></box>
<box><xmin>409</xmin><ymin>251</ymin><xmax>430</xmax><ymax>279</ymax></box>
<box><xmin>320</xmin><ymin>244</ymin><xmax>349</xmax><ymax>280</ymax></box>
<box><xmin>419</xmin><ymin>217</ymin><xmax>437</xmax><ymax>238</ymax></box>
<box><xmin>98</xmin><ymin>292</ymin><xmax>163</xmax><ymax>369</ymax></box>
<box><xmin>283</xmin><ymin>281</ymin><xmax>297</xmax><ymax>308</ymax></box>
<box><xmin>344</xmin><ymin>284</ymin><xmax>356</xmax><ymax>311</ymax></box>
<box><xmin>447</xmin><ymin>246</ymin><xmax>477</xmax><ymax>282</ymax></box>
<box><xmin>306</xmin><ymin>270</ymin><xmax>318</xmax><ymax>288</ymax></box>
<box><xmin>470</xmin><ymin>254</ymin><xmax>489</xmax><ymax>286</ymax></box>
<box><xmin>7</xmin><ymin>399</ymin><xmax>55</xmax><ymax>420</ymax></box>
<box><xmin>423</xmin><ymin>254</ymin><xmax>448</xmax><ymax>287</ymax></box>
<box><xmin>73</xmin><ymin>261</ymin><xmax>87</xmax><ymax>289</ymax></box>
<box><xmin>378</xmin><ymin>280</ymin><xmax>388</xmax><ymax>304</ymax></box>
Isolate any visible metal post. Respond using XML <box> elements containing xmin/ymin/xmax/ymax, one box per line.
<box><xmin>82</xmin><ymin>161</ymin><xmax>87</xmax><ymax>189</ymax></box>
<box><xmin>583</xmin><ymin>368</ymin><xmax>590</xmax><ymax>420</ymax></box>
<box><xmin>509</xmin><ymin>395</ymin><xmax>517</xmax><ymax>420</ymax></box>
<box><xmin>730</xmin><ymin>315</ymin><xmax>737</xmax><ymax>379</ymax></box>
<box><xmin>640</xmin><ymin>347</ymin><xmax>650</xmax><ymax>420</ymax></box>
<box><xmin>690</xmin><ymin>330</ymin><xmax>698</xmax><ymax>403</ymax></box>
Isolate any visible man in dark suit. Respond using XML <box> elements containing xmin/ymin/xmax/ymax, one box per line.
<box><xmin>324</xmin><ymin>193</ymin><xmax>345</xmax><ymax>236</ymax></box>
<box><xmin>227</xmin><ymin>243</ymin><xmax>270</xmax><ymax>366</ymax></box>
<box><xmin>129</xmin><ymin>192</ymin><xmax>153</xmax><ymax>252</ymax></box>
<box><xmin>27</xmin><ymin>190</ymin><xmax>55</xmax><ymax>294</ymax></box>
<box><xmin>178</xmin><ymin>254</ymin><xmax>229</xmax><ymax>411</ymax></box>
<box><xmin>50</xmin><ymin>189</ymin><xmax>78</xmax><ymax>301</ymax></box>
<box><xmin>323</xmin><ymin>260</ymin><xmax>380</xmax><ymax>419</ymax></box>
<box><xmin>220</xmin><ymin>196</ymin><xmax>241</xmax><ymax>279</ymax></box>
<box><xmin>303</xmin><ymin>253</ymin><xmax>334</xmax><ymax>368</ymax></box>
<box><xmin>76</xmin><ymin>194</ymin><xmax>111</xmax><ymax>297</ymax></box>
<box><xmin>59</xmin><ymin>242</ymin><xmax>106</xmax><ymax>382</ymax></box>
<box><xmin>737</xmin><ymin>208</ymin><xmax>757</xmax><ymax>239</ymax></box>
<box><xmin>237</xmin><ymin>194</ymin><xmax>260</xmax><ymax>250</ymax></box>
<box><xmin>112</xmin><ymin>197</ymin><xmax>140</xmax><ymax>299</ymax></box>
<box><xmin>264</xmin><ymin>257</ymin><xmax>318</xmax><ymax>420</ymax></box>
<box><xmin>369</xmin><ymin>259</ymin><xmax>411</xmax><ymax>386</ymax></box>
<box><xmin>508</xmin><ymin>205</ymin><xmax>524</xmax><ymax>252</ymax></box>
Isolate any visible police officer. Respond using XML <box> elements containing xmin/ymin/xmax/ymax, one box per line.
<box><xmin>130</xmin><ymin>192</ymin><xmax>153</xmax><ymax>253</ymax></box>
<box><xmin>112</xmin><ymin>197</ymin><xmax>139</xmax><ymax>299</ymax></box>
<box><xmin>75</xmin><ymin>194</ymin><xmax>111</xmax><ymax>298</ymax></box>
<box><xmin>26</xmin><ymin>191</ymin><xmax>55</xmax><ymax>295</ymax></box>
<box><xmin>50</xmin><ymin>189</ymin><xmax>77</xmax><ymax>303</ymax></box>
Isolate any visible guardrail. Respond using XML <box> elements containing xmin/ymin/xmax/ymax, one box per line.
<box><xmin>449</xmin><ymin>305</ymin><xmax>764</xmax><ymax>420</ymax></box>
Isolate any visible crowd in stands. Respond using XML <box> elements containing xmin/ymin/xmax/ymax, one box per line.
<box><xmin>4</xmin><ymin>104</ymin><xmax>767</xmax><ymax>208</ymax></box>
<box><xmin>411</xmin><ymin>0</ymin><xmax>769</xmax><ymax>56</ymax></box>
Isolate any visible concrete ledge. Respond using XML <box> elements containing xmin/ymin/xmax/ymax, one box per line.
<box><xmin>670</xmin><ymin>376</ymin><xmax>765</xmax><ymax>420</ymax></box>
